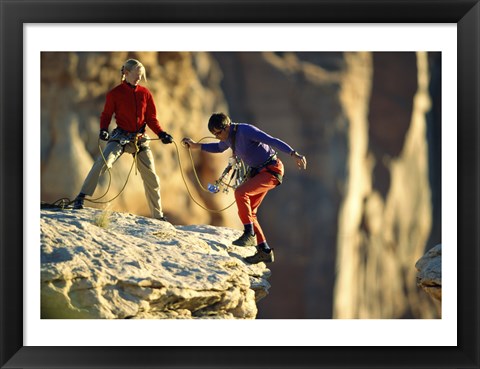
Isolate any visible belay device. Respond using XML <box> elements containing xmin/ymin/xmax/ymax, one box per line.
<box><xmin>208</xmin><ymin>156</ymin><xmax>248</xmax><ymax>194</ymax></box>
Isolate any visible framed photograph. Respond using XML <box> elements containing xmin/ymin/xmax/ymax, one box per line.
<box><xmin>1</xmin><ymin>0</ymin><xmax>478</xmax><ymax>368</ymax></box>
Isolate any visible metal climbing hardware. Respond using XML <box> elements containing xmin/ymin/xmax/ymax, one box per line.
<box><xmin>209</xmin><ymin>156</ymin><xmax>248</xmax><ymax>195</ymax></box>
<box><xmin>207</xmin><ymin>183</ymin><xmax>220</xmax><ymax>193</ymax></box>
<box><xmin>110</xmin><ymin>127</ymin><xmax>145</xmax><ymax>146</ymax></box>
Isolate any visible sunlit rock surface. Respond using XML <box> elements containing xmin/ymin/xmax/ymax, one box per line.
<box><xmin>416</xmin><ymin>244</ymin><xmax>442</xmax><ymax>302</ymax></box>
<box><xmin>41</xmin><ymin>208</ymin><xmax>271</xmax><ymax>319</ymax></box>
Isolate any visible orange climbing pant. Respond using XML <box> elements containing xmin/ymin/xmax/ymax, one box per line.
<box><xmin>234</xmin><ymin>158</ymin><xmax>284</xmax><ymax>244</ymax></box>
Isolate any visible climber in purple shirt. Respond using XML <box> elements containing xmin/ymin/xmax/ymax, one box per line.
<box><xmin>201</xmin><ymin>122</ymin><xmax>293</xmax><ymax>167</ymax></box>
<box><xmin>182</xmin><ymin>112</ymin><xmax>307</xmax><ymax>264</ymax></box>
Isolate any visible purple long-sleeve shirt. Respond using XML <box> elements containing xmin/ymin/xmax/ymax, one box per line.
<box><xmin>201</xmin><ymin>123</ymin><xmax>294</xmax><ymax>167</ymax></box>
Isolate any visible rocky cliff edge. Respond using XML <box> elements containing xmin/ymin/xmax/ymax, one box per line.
<box><xmin>41</xmin><ymin>208</ymin><xmax>271</xmax><ymax>319</ymax></box>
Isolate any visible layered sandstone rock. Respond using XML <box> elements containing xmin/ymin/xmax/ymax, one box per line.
<box><xmin>41</xmin><ymin>208</ymin><xmax>270</xmax><ymax>319</ymax></box>
<box><xmin>332</xmin><ymin>52</ymin><xmax>437</xmax><ymax>318</ymax></box>
<box><xmin>416</xmin><ymin>244</ymin><xmax>442</xmax><ymax>302</ymax></box>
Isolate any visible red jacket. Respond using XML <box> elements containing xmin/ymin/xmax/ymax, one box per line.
<box><xmin>100</xmin><ymin>81</ymin><xmax>163</xmax><ymax>135</ymax></box>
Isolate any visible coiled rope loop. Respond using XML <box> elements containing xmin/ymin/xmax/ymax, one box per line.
<box><xmin>45</xmin><ymin>136</ymin><xmax>237</xmax><ymax>213</ymax></box>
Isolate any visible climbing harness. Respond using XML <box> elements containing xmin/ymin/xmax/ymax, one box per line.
<box><xmin>87</xmin><ymin>128</ymin><xmax>144</xmax><ymax>204</ymax></box>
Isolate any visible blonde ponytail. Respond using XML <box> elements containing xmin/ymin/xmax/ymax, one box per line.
<box><xmin>121</xmin><ymin>59</ymin><xmax>147</xmax><ymax>83</ymax></box>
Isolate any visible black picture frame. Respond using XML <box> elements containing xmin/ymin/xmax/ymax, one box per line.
<box><xmin>1</xmin><ymin>1</ymin><xmax>478</xmax><ymax>368</ymax></box>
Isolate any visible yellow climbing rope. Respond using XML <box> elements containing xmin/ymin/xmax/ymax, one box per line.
<box><xmin>172</xmin><ymin>139</ymin><xmax>237</xmax><ymax>213</ymax></box>
<box><xmin>85</xmin><ymin>139</ymin><xmax>138</xmax><ymax>205</ymax></box>
<box><xmin>85</xmin><ymin>136</ymin><xmax>237</xmax><ymax>213</ymax></box>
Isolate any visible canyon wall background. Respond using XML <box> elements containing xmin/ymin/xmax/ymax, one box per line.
<box><xmin>40</xmin><ymin>51</ymin><xmax>441</xmax><ymax>319</ymax></box>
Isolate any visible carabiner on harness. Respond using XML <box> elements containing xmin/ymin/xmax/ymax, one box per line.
<box><xmin>208</xmin><ymin>156</ymin><xmax>248</xmax><ymax>194</ymax></box>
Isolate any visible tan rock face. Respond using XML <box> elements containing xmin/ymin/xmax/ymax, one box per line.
<box><xmin>211</xmin><ymin>52</ymin><xmax>440</xmax><ymax>319</ymax></box>
<box><xmin>41</xmin><ymin>208</ymin><xmax>270</xmax><ymax>319</ymax></box>
<box><xmin>416</xmin><ymin>244</ymin><xmax>442</xmax><ymax>302</ymax></box>
<box><xmin>333</xmin><ymin>52</ymin><xmax>436</xmax><ymax>318</ymax></box>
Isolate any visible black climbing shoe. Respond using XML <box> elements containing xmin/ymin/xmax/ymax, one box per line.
<box><xmin>72</xmin><ymin>194</ymin><xmax>85</xmax><ymax>209</ymax></box>
<box><xmin>245</xmin><ymin>247</ymin><xmax>274</xmax><ymax>264</ymax></box>
<box><xmin>158</xmin><ymin>216</ymin><xmax>168</xmax><ymax>222</ymax></box>
<box><xmin>232</xmin><ymin>231</ymin><xmax>256</xmax><ymax>247</ymax></box>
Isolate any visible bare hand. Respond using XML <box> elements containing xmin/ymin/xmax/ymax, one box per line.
<box><xmin>293</xmin><ymin>153</ymin><xmax>307</xmax><ymax>170</ymax></box>
<box><xmin>181</xmin><ymin>137</ymin><xmax>197</xmax><ymax>149</ymax></box>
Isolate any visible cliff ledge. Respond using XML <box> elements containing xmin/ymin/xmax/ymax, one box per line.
<box><xmin>41</xmin><ymin>207</ymin><xmax>271</xmax><ymax>319</ymax></box>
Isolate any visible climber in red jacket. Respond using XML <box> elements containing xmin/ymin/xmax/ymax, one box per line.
<box><xmin>73</xmin><ymin>58</ymin><xmax>173</xmax><ymax>221</ymax></box>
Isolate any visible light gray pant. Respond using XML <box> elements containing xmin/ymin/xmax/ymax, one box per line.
<box><xmin>80</xmin><ymin>136</ymin><xmax>164</xmax><ymax>219</ymax></box>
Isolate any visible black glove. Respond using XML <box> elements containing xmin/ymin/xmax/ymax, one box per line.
<box><xmin>99</xmin><ymin>129</ymin><xmax>109</xmax><ymax>141</ymax></box>
<box><xmin>158</xmin><ymin>131</ymin><xmax>173</xmax><ymax>144</ymax></box>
